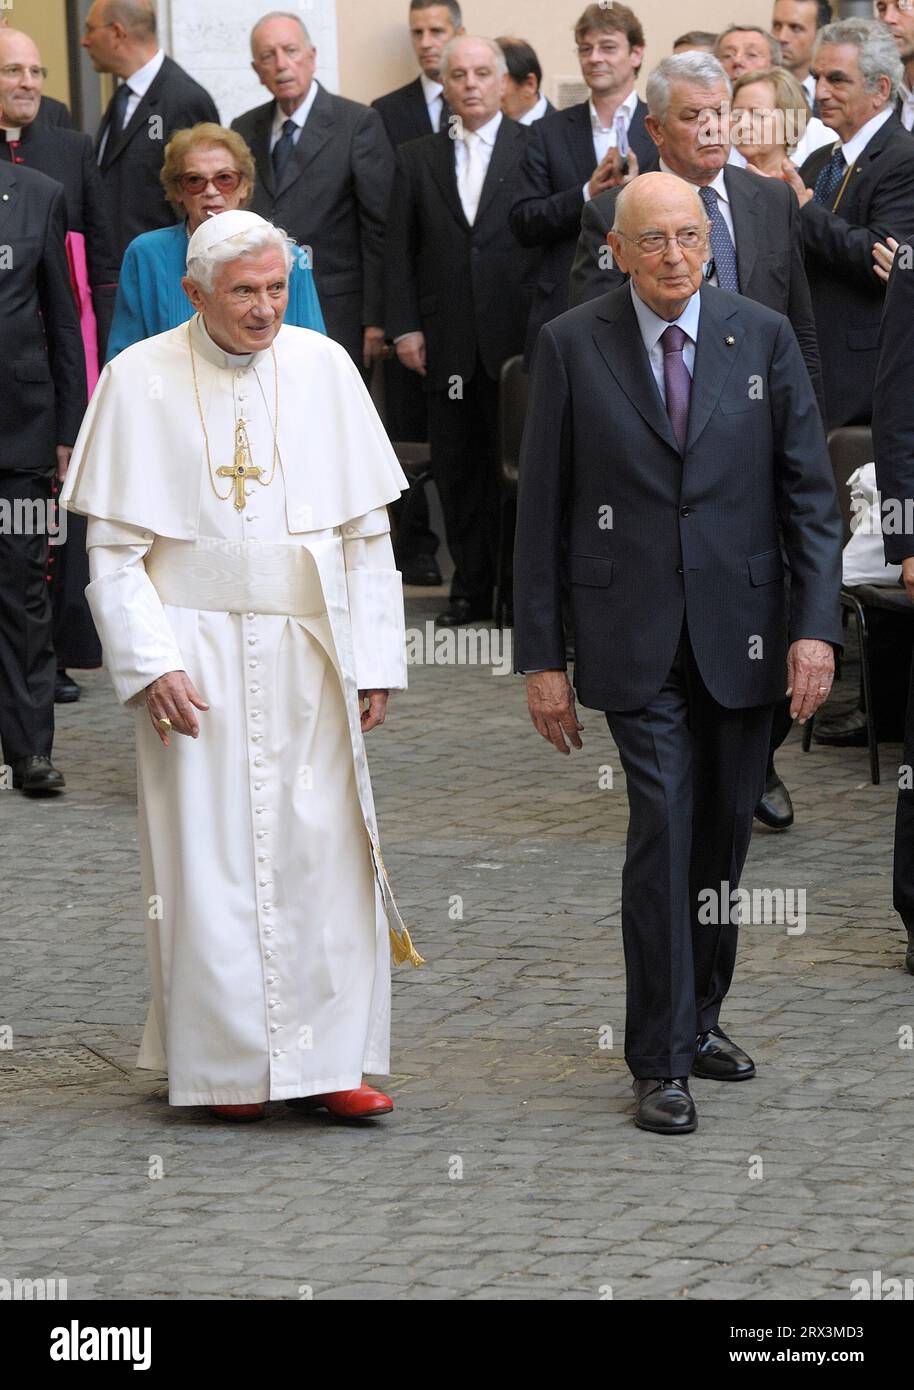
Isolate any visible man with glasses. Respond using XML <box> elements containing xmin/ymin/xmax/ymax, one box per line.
<box><xmin>875</xmin><ymin>0</ymin><xmax>914</xmax><ymax>130</ymax></box>
<box><xmin>510</xmin><ymin>2</ymin><xmax>656</xmax><ymax>361</ymax></box>
<box><xmin>514</xmin><ymin>172</ymin><xmax>842</xmax><ymax>1134</ymax></box>
<box><xmin>82</xmin><ymin>0</ymin><xmax>218</xmax><ymax>261</ymax></box>
<box><xmin>233</xmin><ymin>11</ymin><xmax>393</xmax><ymax>379</ymax></box>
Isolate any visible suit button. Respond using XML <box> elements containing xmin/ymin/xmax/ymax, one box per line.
<box><xmin>680</xmin><ymin>507</ymin><xmax>691</xmax><ymax>517</ymax></box>
<box><xmin>676</xmin><ymin>565</ymin><xmax>684</xmax><ymax>575</ymax></box>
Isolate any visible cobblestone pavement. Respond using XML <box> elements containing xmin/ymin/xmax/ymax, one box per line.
<box><xmin>2</xmin><ymin>592</ymin><xmax>913</xmax><ymax>1301</ymax></box>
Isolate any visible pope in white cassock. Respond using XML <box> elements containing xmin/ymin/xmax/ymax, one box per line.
<box><xmin>60</xmin><ymin>210</ymin><xmax>421</xmax><ymax>1123</ymax></box>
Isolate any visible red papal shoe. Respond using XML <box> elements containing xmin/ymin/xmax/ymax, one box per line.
<box><xmin>208</xmin><ymin>1103</ymin><xmax>266</xmax><ymax>1122</ymax></box>
<box><xmin>285</xmin><ymin>1082</ymin><xmax>394</xmax><ymax>1119</ymax></box>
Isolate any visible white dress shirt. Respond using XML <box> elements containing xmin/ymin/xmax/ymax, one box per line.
<box><xmin>97</xmin><ymin>47</ymin><xmax>165</xmax><ymax>160</ymax></box>
<box><xmin>840</xmin><ymin>106</ymin><xmax>895</xmax><ymax>167</ymax></box>
<box><xmin>269</xmin><ymin>79</ymin><xmax>321</xmax><ymax>151</ymax></box>
<box><xmin>420</xmin><ymin>72</ymin><xmax>445</xmax><ymax>133</ymax></box>
<box><xmin>518</xmin><ymin>93</ymin><xmax>549</xmax><ymax>126</ymax></box>
<box><xmin>801</xmin><ymin>72</ymin><xmax>816</xmax><ymax>109</ymax></box>
<box><xmin>454</xmin><ymin>109</ymin><xmax>501</xmax><ymax>184</ymax></box>
<box><xmin>583</xmin><ymin>87</ymin><xmax>640</xmax><ymax>201</ymax></box>
<box><xmin>629</xmin><ymin>282</ymin><xmax>701</xmax><ymax>405</ymax></box>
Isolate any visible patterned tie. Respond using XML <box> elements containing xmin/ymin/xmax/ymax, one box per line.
<box><xmin>271</xmin><ymin>117</ymin><xmax>297</xmax><ymax>182</ymax></box>
<box><xmin>698</xmin><ymin>185</ymin><xmax>740</xmax><ymax>292</ymax></box>
<box><xmin>813</xmin><ymin>145</ymin><xmax>847</xmax><ymax>207</ymax></box>
<box><xmin>661</xmin><ymin>325</ymin><xmax>692</xmax><ymax>453</ymax></box>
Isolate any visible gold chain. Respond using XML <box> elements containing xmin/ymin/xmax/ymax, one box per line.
<box><xmin>187</xmin><ymin>321</ymin><xmax>280</xmax><ymax>504</ymax></box>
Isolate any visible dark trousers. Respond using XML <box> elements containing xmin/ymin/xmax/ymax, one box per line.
<box><xmin>426</xmin><ymin>357</ymin><xmax>499</xmax><ymax>606</ymax></box>
<box><xmin>606</xmin><ymin>626</ymin><xmax>774</xmax><ymax>1078</ymax></box>
<box><xmin>48</xmin><ymin>499</ymin><xmax>102</xmax><ymax>670</ymax></box>
<box><xmin>382</xmin><ymin>355</ymin><xmax>438</xmax><ymax>562</ymax></box>
<box><xmin>893</xmin><ymin>640</ymin><xmax>914</xmax><ymax>934</ymax></box>
<box><xmin>0</xmin><ymin>471</ymin><xmax>56</xmax><ymax>763</ymax></box>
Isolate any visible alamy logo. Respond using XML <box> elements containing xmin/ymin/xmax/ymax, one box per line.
<box><xmin>696</xmin><ymin>881</ymin><xmax>807</xmax><ymax>935</ymax></box>
<box><xmin>50</xmin><ymin>1320</ymin><xmax>151</xmax><ymax>1369</ymax></box>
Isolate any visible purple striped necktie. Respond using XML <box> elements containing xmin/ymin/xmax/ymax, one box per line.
<box><xmin>661</xmin><ymin>324</ymin><xmax>691</xmax><ymax>453</ymax></box>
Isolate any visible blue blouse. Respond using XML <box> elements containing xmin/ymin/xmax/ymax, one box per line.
<box><xmin>107</xmin><ymin>220</ymin><xmax>326</xmax><ymax>360</ymax></box>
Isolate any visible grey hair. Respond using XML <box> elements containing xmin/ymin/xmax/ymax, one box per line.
<box><xmin>714</xmin><ymin>25</ymin><xmax>783</xmax><ymax>67</ymax></box>
<box><xmin>250</xmin><ymin>11</ymin><xmax>312</xmax><ymax>53</ymax></box>
<box><xmin>186</xmin><ymin>222</ymin><xmax>295</xmax><ymax>293</ymax></box>
<box><xmin>610</xmin><ymin>177</ymin><xmax>708</xmax><ymax>235</ymax></box>
<box><xmin>439</xmin><ymin>34</ymin><xmax>507</xmax><ymax>81</ymax></box>
<box><xmin>646</xmin><ymin>53</ymin><xmax>732</xmax><ymax>123</ymax></box>
<box><xmin>814</xmin><ymin>17</ymin><xmax>902</xmax><ymax>104</ymax></box>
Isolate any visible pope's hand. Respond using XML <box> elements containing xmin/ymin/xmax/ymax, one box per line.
<box><xmin>786</xmin><ymin>639</ymin><xmax>834</xmax><ymax>724</ymax></box>
<box><xmin>525</xmin><ymin>670</ymin><xmax>584</xmax><ymax>754</ymax></box>
<box><xmin>146</xmin><ymin>670</ymin><xmax>210</xmax><ymax>746</ymax></box>
<box><xmin>359</xmin><ymin>688</ymin><xmax>388</xmax><ymax>733</ymax></box>
<box><xmin>395</xmin><ymin>332</ymin><xmax>427</xmax><ymax>376</ymax></box>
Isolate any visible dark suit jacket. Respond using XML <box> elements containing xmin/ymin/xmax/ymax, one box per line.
<box><xmin>37</xmin><ymin>95</ymin><xmax>71</xmax><ymax>127</ymax></box>
<box><xmin>873</xmin><ymin>243</ymin><xmax>914</xmax><ymax>564</ymax></box>
<box><xmin>0</xmin><ymin>162</ymin><xmax>86</xmax><ymax>470</ymax></box>
<box><xmin>372</xmin><ymin>76</ymin><xmax>439</xmax><ymax>147</ymax></box>
<box><xmin>95</xmin><ymin>55</ymin><xmax>219</xmax><ymax>261</ymax></box>
<box><xmin>799</xmin><ymin>114</ymin><xmax>914</xmax><ymax>429</ymax></box>
<box><xmin>509</xmin><ymin>98</ymin><xmax>658</xmax><ymax>355</ymax></box>
<box><xmin>5</xmin><ymin>122</ymin><xmax>119</xmax><ymax>355</ymax></box>
<box><xmin>384</xmin><ymin>118</ymin><xmax>541</xmax><ymax>393</ymax></box>
<box><xmin>232</xmin><ymin>84</ymin><xmax>394</xmax><ymax>365</ymax></box>
<box><xmin>570</xmin><ymin>166</ymin><xmax>826</xmax><ymax>418</ymax></box>
<box><xmin>513</xmin><ymin>283</ymin><xmax>843</xmax><ymax>712</ymax></box>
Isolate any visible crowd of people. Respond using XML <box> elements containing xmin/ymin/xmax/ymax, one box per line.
<box><xmin>4</xmin><ymin>1</ymin><xmax>914</xmax><ymax>1124</ymax></box>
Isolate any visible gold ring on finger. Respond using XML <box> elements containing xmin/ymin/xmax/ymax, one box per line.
<box><xmin>157</xmin><ymin>717</ymin><xmax>172</xmax><ymax>732</ymax></box>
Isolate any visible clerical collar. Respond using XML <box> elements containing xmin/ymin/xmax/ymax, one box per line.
<box><xmin>190</xmin><ymin>312</ymin><xmax>262</xmax><ymax>370</ymax></box>
<box><xmin>3</xmin><ymin>127</ymin><xmax>22</xmax><ymax>140</ymax></box>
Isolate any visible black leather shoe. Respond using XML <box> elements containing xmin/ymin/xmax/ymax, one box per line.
<box><xmin>11</xmin><ymin>755</ymin><xmax>66</xmax><ymax>795</ymax></box>
<box><xmin>401</xmin><ymin>555</ymin><xmax>443</xmax><ymax>587</ymax></box>
<box><xmin>754</xmin><ymin>772</ymin><xmax>794</xmax><ymax>829</ymax></box>
<box><xmin>692</xmin><ymin>1026</ymin><xmax>755</xmax><ymax>1080</ymax></box>
<box><xmin>54</xmin><ymin>671</ymin><xmax>81</xmax><ymax>703</ymax></box>
<box><xmin>814</xmin><ymin>712</ymin><xmax>868</xmax><ymax>747</ymax></box>
<box><xmin>436</xmin><ymin>599</ymin><xmax>491</xmax><ymax>627</ymax></box>
<box><xmin>632</xmin><ymin>1077</ymin><xmax>697</xmax><ymax>1134</ymax></box>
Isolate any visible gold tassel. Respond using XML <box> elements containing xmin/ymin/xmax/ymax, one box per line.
<box><xmin>389</xmin><ymin>924</ymin><xmax>425</xmax><ymax>968</ymax></box>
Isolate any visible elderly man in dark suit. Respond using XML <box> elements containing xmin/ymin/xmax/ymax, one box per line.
<box><xmin>510</xmin><ymin>2</ymin><xmax>656</xmax><ymax>361</ymax></box>
<box><xmin>514</xmin><ymin>173</ymin><xmax>842</xmax><ymax>1134</ymax></box>
<box><xmin>783</xmin><ymin>17</ymin><xmax>914</xmax><ymax>429</ymax></box>
<box><xmin>81</xmin><ymin>0</ymin><xmax>218</xmax><ymax>260</ymax></box>
<box><xmin>233</xmin><ymin>11</ymin><xmax>393</xmax><ymax>375</ymax></box>
<box><xmin>0</xmin><ymin>162</ymin><xmax>86</xmax><ymax>794</ymax></box>
<box><xmin>872</xmin><ymin>246</ymin><xmax>914</xmax><ymax>975</ymax></box>
<box><xmin>386</xmin><ymin>35</ymin><xmax>539</xmax><ymax>627</ymax></box>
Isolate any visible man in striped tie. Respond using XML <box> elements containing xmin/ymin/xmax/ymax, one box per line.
<box><xmin>781</xmin><ymin>17</ymin><xmax>914</xmax><ymax>429</ymax></box>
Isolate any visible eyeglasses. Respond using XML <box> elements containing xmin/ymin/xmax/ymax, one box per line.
<box><xmin>615</xmin><ymin>227</ymin><xmax>708</xmax><ymax>255</ymax></box>
<box><xmin>178</xmin><ymin>170</ymin><xmax>243</xmax><ymax>194</ymax></box>
<box><xmin>0</xmin><ymin>65</ymin><xmax>48</xmax><ymax>81</ymax></box>
<box><xmin>874</xmin><ymin>1</ymin><xmax>914</xmax><ymax>16</ymax></box>
<box><xmin>576</xmin><ymin>42</ymin><xmax>625</xmax><ymax>58</ymax></box>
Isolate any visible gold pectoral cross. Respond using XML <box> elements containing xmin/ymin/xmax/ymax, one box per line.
<box><xmin>217</xmin><ymin>420</ymin><xmax>262</xmax><ymax>511</ymax></box>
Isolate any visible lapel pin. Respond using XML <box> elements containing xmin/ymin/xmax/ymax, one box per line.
<box><xmin>725</xmin><ymin>335</ymin><xmax>735</xmax><ymax>346</ymax></box>
<box><xmin>1</xmin><ymin>193</ymin><xmax>8</xmax><ymax>201</ymax></box>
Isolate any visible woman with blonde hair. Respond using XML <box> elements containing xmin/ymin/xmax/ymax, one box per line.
<box><xmin>107</xmin><ymin>122</ymin><xmax>324</xmax><ymax>357</ymax></box>
<box><xmin>729</xmin><ymin>65</ymin><xmax>833</xmax><ymax>175</ymax></box>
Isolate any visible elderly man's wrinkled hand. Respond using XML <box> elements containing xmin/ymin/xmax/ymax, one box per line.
<box><xmin>146</xmin><ymin>670</ymin><xmax>210</xmax><ymax>745</ymax></box>
<box><xmin>786</xmin><ymin>640</ymin><xmax>835</xmax><ymax>725</ymax></box>
<box><xmin>525</xmin><ymin>670</ymin><xmax>584</xmax><ymax>754</ymax></box>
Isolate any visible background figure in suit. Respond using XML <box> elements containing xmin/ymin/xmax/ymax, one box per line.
<box><xmin>0</xmin><ymin>27</ymin><xmax>120</xmax><ymax>699</ymax></box>
<box><xmin>82</xmin><ymin>0</ymin><xmax>219</xmax><ymax>261</ymax></box>
<box><xmin>510</xmin><ymin>2</ymin><xmax>657</xmax><ymax>361</ymax></box>
<box><xmin>233</xmin><ymin>12</ymin><xmax>393</xmax><ymax>375</ymax></box>
<box><xmin>386</xmin><ymin>36</ymin><xmax>539</xmax><ymax>627</ymax></box>
<box><xmin>872</xmin><ymin>246</ymin><xmax>914</xmax><ymax>976</ymax></box>
<box><xmin>772</xmin><ymin>0</ymin><xmax>834</xmax><ymax>114</ymax></box>
<box><xmin>497</xmin><ymin>36</ymin><xmax>553</xmax><ymax>126</ymax></box>
<box><xmin>714</xmin><ymin>24</ymin><xmax>783</xmax><ymax>81</ymax></box>
<box><xmin>514</xmin><ymin>175</ymin><xmax>842</xmax><ymax>1134</ymax></box>
<box><xmin>0</xmin><ymin>163</ymin><xmax>86</xmax><ymax>793</ymax></box>
<box><xmin>372</xmin><ymin>0</ymin><xmax>465</xmax><ymax>587</ymax></box>
<box><xmin>876</xmin><ymin>0</ymin><xmax>914</xmax><ymax>131</ymax></box>
<box><xmin>784</xmin><ymin>18</ymin><xmax>914</xmax><ymax>429</ymax></box>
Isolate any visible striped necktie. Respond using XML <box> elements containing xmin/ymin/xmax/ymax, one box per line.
<box><xmin>813</xmin><ymin>146</ymin><xmax>847</xmax><ymax>207</ymax></box>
